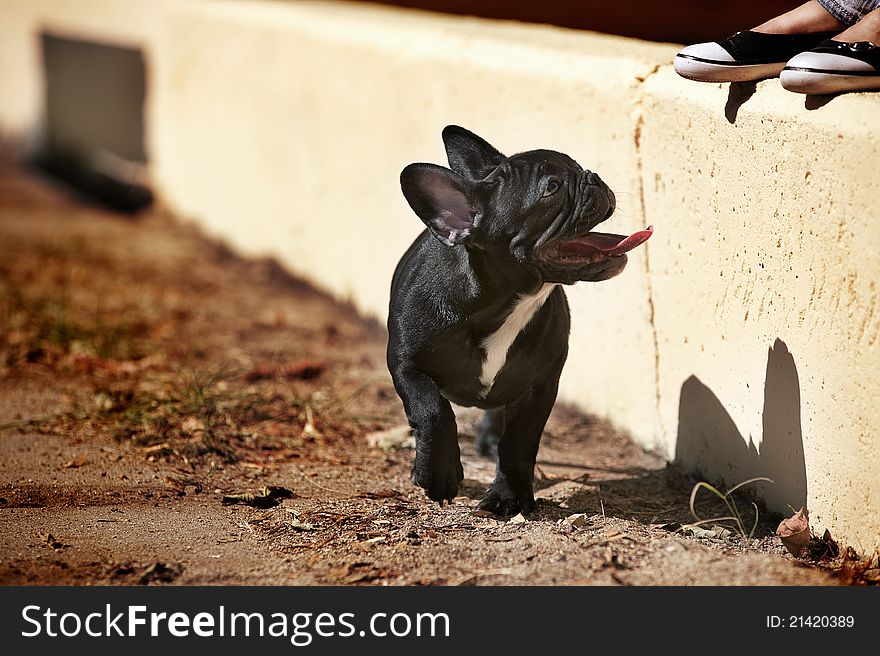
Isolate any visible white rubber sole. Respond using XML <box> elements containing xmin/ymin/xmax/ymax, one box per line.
<box><xmin>674</xmin><ymin>55</ymin><xmax>785</xmax><ymax>83</ymax></box>
<box><xmin>779</xmin><ymin>67</ymin><xmax>880</xmax><ymax>94</ymax></box>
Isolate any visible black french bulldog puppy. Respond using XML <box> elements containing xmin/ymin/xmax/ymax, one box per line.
<box><xmin>387</xmin><ymin>126</ymin><xmax>652</xmax><ymax>516</ymax></box>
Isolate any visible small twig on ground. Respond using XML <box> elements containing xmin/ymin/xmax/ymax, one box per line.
<box><xmin>454</xmin><ymin>568</ymin><xmax>513</xmax><ymax>586</ymax></box>
<box><xmin>289</xmin><ymin>463</ymin><xmax>348</xmax><ymax>495</ymax></box>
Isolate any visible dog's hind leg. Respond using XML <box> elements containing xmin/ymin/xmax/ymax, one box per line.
<box><xmin>389</xmin><ymin>364</ymin><xmax>463</xmax><ymax>503</ymax></box>
<box><xmin>475</xmin><ymin>408</ymin><xmax>504</xmax><ymax>459</ymax></box>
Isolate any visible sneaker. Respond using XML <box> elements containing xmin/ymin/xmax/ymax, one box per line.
<box><xmin>780</xmin><ymin>40</ymin><xmax>880</xmax><ymax>94</ymax></box>
<box><xmin>674</xmin><ymin>30</ymin><xmax>838</xmax><ymax>83</ymax></box>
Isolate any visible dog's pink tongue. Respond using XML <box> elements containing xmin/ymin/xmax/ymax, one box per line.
<box><xmin>559</xmin><ymin>225</ymin><xmax>653</xmax><ymax>257</ymax></box>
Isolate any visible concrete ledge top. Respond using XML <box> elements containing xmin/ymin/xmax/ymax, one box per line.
<box><xmin>180</xmin><ymin>0</ymin><xmax>678</xmax><ymax>78</ymax></box>
<box><xmin>644</xmin><ymin>65</ymin><xmax>880</xmax><ymax>135</ymax></box>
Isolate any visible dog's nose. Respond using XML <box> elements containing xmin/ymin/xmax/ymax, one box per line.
<box><xmin>603</xmin><ymin>189</ymin><xmax>617</xmax><ymax>220</ymax></box>
<box><xmin>584</xmin><ymin>170</ymin><xmax>607</xmax><ymax>189</ymax></box>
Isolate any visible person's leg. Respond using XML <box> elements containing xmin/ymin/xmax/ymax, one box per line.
<box><xmin>753</xmin><ymin>1</ymin><xmax>847</xmax><ymax>35</ymax></box>
<box><xmin>833</xmin><ymin>5</ymin><xmax>880</xmax><ymax>41</ymax></box>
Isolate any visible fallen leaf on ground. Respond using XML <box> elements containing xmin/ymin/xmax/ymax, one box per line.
<box><xmin>680</xmin><ymin>525</ymin><xmax>718</xmax><ymax>540</ymax></box>
<box><xmin>243</xmin><ymin>359</ymin><xmax>326</xmax><ymax>382</ymax></box>
<box><xmin>164</xmin><ymin>476</ymin><xmax>203</xmax><ymax>495</ymax></box>
<box><xmin>180</xmin><ymin>416</ymin><xmax>205</xmax><ymax>434</ymax></box>
<box><xmin>222</xmin><ymin>485</ymin><xmax>296</xmax><ymax>508</ymax></box>
<box><xmin>330</xmin><ymin>562</ymin><xmax>385</xmax><ymax>584</ymax></box>
<box><xmin>562</xmin><ymin>513</ymin><xmax>590</xmax><ymax>528</ymax></box>
<box><xmin>808</xmin><ymin>528</ymin><xmax>839</xmax><ymax>560</ymax></box>
<box><xmin>61</xmin><ymin>454</ymin><xmax>88</xmax><ymax>469</ymax></box>
<box><xmin>776</xmin><ymin>507</ymin><xmax>810</xmax><ymax>557</ymax></box>
<box><xmin>243</xmin><ymin>364</ymin><xmax>274</xmax><ymax>382</ymax></box>
<box><xmin>509</xmin><ymin>513</ymin><xmax>526</xmax><ymax>524</ymax></box>
<box><xmin>712</xmin><ymin>525</ymin><xmax>733</xmax><ymax>540</ymax></box>
<box><xmin>139</xmin><ymin>562</ymin><xmax>183</xmax><ymax>585</ymax></box>
<box><xmin>40</xmin><ymin>533</ymin><xmax>65</xmax><ymax>550</ymax></box>
<box><xmin>366</xmin><ymin>425</ymin><xmax>414</xmax><ymax>451</ymax></box>
<box><xmin>289</xmin><ymin>517</ymin><xmax>317</xmax><ymax>532</ymax></box>
<box><xmin>282</xmin><ymin>359</ymin><xmax>325</xmax><ymax>380</ymax></box>
<box><xmin>284</xmin><ymin>510</ymin><xmax>317</xmax><ymax>531</ymax></box>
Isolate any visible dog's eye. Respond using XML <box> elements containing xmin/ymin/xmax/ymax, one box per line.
<box><xmin>542</xmin><ymin>178</ymin><xmax>561</xmax><ymax>198</ymax></box>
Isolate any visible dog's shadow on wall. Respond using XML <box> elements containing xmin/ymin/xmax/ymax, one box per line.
<box><xmin>549</xmin><ymin>338</ymin><xmax>807</xmax><ymax>530</ymax></box>
<box><xmin>674</xmin><ymin>338</ymin><xmax>807</xmax><ymax>513</ymax></box>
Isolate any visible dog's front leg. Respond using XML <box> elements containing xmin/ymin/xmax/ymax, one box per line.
<box><xmin>390</xmin><ymin>365</ymin><xmax>463</xmax><ymax>503</ymax></box>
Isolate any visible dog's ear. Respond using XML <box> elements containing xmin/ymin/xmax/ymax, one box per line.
<box><xmin>400</xmin><ymin>163</ymin><xmax>482</xmax><ymax>247</ymax></box>
<box><xmin>442</xmin><ymin>125</ymin><xmax>505</xmax><ymax>180</ymax></box>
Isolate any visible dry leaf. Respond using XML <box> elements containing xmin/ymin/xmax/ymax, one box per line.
<box><xmin>139</xmin><ymin>562</ymin><xmax>183</xmax><ymax>585</ymax></box>
<box><xmin>366</xmin><ymin>425</ymin><xmax>414</xmax><ymax>451</ymax></box>
<box><xmin>288</xmin><ymin>517</ymin><xmax>317</xmax><ymax>532</ymax></box>
<box><xmin>164</xmin><ymin>476</ymin><xmax>202</xmax><ymax>495</ymax></box>
<box><xmin>180</xmin><ymin>417</ymin><xmax>205</xmax><ymax>434</ymax></box>
<box><xmin>562</xmin><ymin>513</ymin><xmax>590</xmax><ymax>528</ymax></box>
<box><xmin>40</xmin><ymin>532</ymin><xmax>65</xmax><ymax>550</ymax></box>
<box><xmin>282</xmin><ymin>359</ymin><xmax>325</xmax><ymax>380</ymax></box>
<box><xmin>243</xmin><ymin>364</ymin><xmax>275</xmax><ymax>382</ymax></box>
<box><xmin>222</xmin><ymin>485</ymin><xmax>295</xmax><ymax>508</ymax></box>
<box><xmin>61</xmin><ymin>454</ymin><xmax>88</xmax><ymax>469</ymax></box>
<box><xmin>776</xmin><ymin>507</ymin><xmax>810</xmax><ymax>557</ymax></box>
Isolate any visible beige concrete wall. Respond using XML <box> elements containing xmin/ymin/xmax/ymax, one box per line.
<box><xmin>1</xmin><ymin>0</ymin><xmax>878</xmax><ymax>551</ymax></box>
<box><xmin>640</xmin><ymin>68</ymin><xmax>880</xmax><ymax>552</ymax></box>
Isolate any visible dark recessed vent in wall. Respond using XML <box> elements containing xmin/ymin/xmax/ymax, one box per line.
<box><xmin>38</xmin><ymin>33</ymin><xmax>152</xmax><ymax>213</ymax></box>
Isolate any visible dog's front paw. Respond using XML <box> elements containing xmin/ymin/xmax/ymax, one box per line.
<box><xmin>411</xmin><ymin>446</ymin><xmax>464</xmax><ymax>504</ymax></box>
<box><xmin>478</xmin><ymin>479</ymin><xmax>536</xmax><ymax>517</ymax></box>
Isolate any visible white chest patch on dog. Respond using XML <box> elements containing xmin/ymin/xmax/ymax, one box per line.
<box><xmin>478</xmin><ymin>283</ymin><xmax>557</xmax><ymax>398</ymax></box>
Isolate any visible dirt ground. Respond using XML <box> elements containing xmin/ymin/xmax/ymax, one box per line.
<box><xmin>0</xmin><ymin>162</ymin><xmax>873</xmax><ymax>586</ymax></box>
